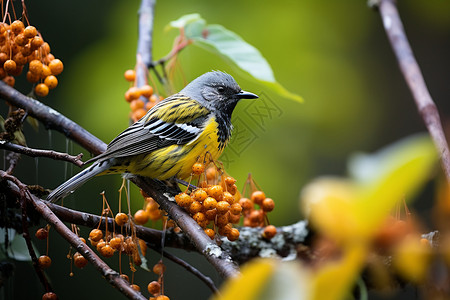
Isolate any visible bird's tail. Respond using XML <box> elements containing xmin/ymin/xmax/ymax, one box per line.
<box><xmin>47</xmin><ymin>159</ymin><xmax>114</xmax><ymax>202</ymax></box>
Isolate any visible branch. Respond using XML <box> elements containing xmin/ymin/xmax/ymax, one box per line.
<box><xmin>0</xmin><ymin>141</ymin><xmax>84</xmax><ymax>167</ymax></box>
<box><xmin>0</xmin><ymin>82</ymin><xmax>106</xmax><ymax>155</ymax></box>
<box><xmin>1</xmin><ymin>171</ymin><xmax>146</xmax><ymax>300</ymax></box>
<box><xmin>373</xmin><ymin>0</ymin><xmax>450</xmax><ymax>182</ymax></box>
<box><xmin>136</xmin><ymin>0</ymin><xmax>156</xmax><ymax>88</ymax></box>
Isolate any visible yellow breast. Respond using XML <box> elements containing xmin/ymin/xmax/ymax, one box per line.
<box><xmin>127</xmin><ymin>116</ymin><xmax>224</xmax><ymax>180</ymax></box>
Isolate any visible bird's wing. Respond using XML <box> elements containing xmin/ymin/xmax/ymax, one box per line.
<box><xmin>85</xmin><ymin>95</ymin><xmax>211</xmax><ymax>164</ymax></box>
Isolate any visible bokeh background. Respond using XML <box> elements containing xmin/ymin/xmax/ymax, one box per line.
<box><xmin>3</xmin><ymin>0</ymin><xmax>450</xmax><ymax>299</ymax></box>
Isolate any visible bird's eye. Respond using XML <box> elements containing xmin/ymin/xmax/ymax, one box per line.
<box><xmin>217</xmin><ymin>86</ymin><xmax>225</xmax><ymax>93</ymax></box>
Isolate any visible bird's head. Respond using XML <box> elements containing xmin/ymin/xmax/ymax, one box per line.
<box><xmin>180</xmin><ymin>71</ymin><xmax>258</xmax><ymax>116</ymax></box>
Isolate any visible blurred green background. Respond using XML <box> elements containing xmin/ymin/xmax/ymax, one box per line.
<box><xmin>3</xmin><ymin>0</ymin><xmax>450</xmax><ymax>299</ymax></box>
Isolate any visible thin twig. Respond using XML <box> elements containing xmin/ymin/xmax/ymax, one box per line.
<box><xmin>136</xmin><ymin>0</ymin><xmax>156</xmax><ymax>89</ymax></box>
<box><xmin>373</xmin><ymin>0</ymin><xmax>450</xmax><ymax>182</ymax></box>
<box><xmin>1</xmin><ymin>171</ymin><xmax>146</xmax><ymax>300</ymax></box>
<box><xmin>0</xmin><ymin>141</ymin><xmax>84</xmax><ymax>167</ymax></box>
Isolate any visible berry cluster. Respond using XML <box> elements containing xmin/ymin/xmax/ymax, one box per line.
<box><xmin>0</xmin><ymin>20</ymin><xmax>63</xmax><ymax>96</ymax></box>
<box><xmin>175</xmin><ymin>161</ymin><xmax>242</xmax><ymax>241</ymax></box>
<box><xmin>123</xmin><ymin>69</ymin><xmax>164</xmax><ymax>122</ymax></box>
<box><xmin>147</xmin><ymin>260</ymin><xmax>170</xmax><ymax>300</ymax></box>
<box><xmin>133</xmin><ymin>193</ymin><xmax>163</xmax><ymax>225</ymax></box>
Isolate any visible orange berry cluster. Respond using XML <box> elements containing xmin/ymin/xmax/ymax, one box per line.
<box><xmin>35</xmin><ymin>225</ymin><xmax>52</xmax><ymax>268</ymax></box>
<box><xmin>123</xmin><ymin>69</ymin><xmax>164</xmax><ymax>122</ymax></box>
<box><xmin>147</xmin><ymin>260</ymin><xmax>170</xmax><ymax>300</ymax></box>
<box><xmin>239</xmin><ymin>174</ymin><xmax>277</xmax><ymax>239</ymax></box>
<box><xmin>0</xmin><ymin>20</ymin><xmax>63</xmax><ymax>96</ymax></box>
<box><xmin>175</xmin><ymin>162</ymin><xmax>242</xmax><ymax>241</ymax></box>
<box><xmin>133</xmin><ymin>194</ymin><xmax>163</xmax><ymax>225</ymax></box>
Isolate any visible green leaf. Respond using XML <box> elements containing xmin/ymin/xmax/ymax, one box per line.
<box><xmin>168</xmin><ymin>14</ymin><xmax>303</xmax><ymax>102</ymax></box>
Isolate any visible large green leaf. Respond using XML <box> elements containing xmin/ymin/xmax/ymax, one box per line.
<box><xmin>168</xmin><ymin>14</ymin><xmax>303</xmax><ymax>102</ymax></box>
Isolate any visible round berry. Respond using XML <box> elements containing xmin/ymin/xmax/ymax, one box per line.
<box><xmin>89</xmin><ymin>229</ymin><xmax>103</xmax><ymax>242</ymax></box>
<box><xmin>153</xmin><ymin>261</ymin><xmax>166</xmax><ymax>275</ymax></box>
<box><xmin>131</xmin><ymin>284</ymin><xmax>140</xmax><ymax>292</ymax></box>
<box><xmin>206</xmin><ymin>167</ymin><xmax>217</xmax><ymax>181</ymax></box>
<box><xmin>124</xmin><ymin>69</ymin><xmax>135</xmax><ymax>82</ymax></box>
<box><xmin>13</xmin><ymin>52</ymin><xmax>27</xmax><ymax>65</ymax></box>
<box><xmin>38</xmin><ymin>255</ymin><xmax>52</xmax><ymax>269</ymax></box>
<box><xmin>156</xmin><ymin>296</ymin><xmax>170</xmax><ymax>300</ymax></box>
<box><xmin>192</xmin><ymin>162</ymin><xmax>205</xmax><ymax>175</ymax></box>
<box><xmin>140</xmin><ymin>84</ymin><xmax>153</xmax><ymax>98</ymax></box>
<box><xmin>14</xmin><ymin>33</ymin><xmax>28</xmax><ymax>46</ymax></box>
<box><xmin>35</xmin><ymin>83</ymin><xmax>49</xmax><ymax>97</ymax></box>
<box><xmin>175</xmin><ymin>192</ymin><xmax>193</xmax><ymax>207</ymax></box>
<box><xmin>129</xmin><ymin>99</ymin><xmax>145</xmax><ymax>111</ymax></box>
<box><xmin>26</xmin><ymin>71</ymin><xmax>39</xmax><ymax>83</ymax></box>
<box><xmin>132</xmin><ymin>108</ymin><xmax>147</xmax><ymax>122</ymax></box>
<box><xmin>148</xmin><ymin>280</ymin><xmax>161</xmax><ymax>295</ymax></box>
<box><xmin>48</xmin><ymin>58</ymin><xmax>63</xmax><ymax>75</ymax></box>
<box><xmin>251</xmin><ymin>191</ymin><xmax>266</xmax><ymax>205</ymax></box>
<box><xmin>216</xmin><ymin>201</ymin><xmax>231</xmax><ymax>215</ymax></box>
<box><xmin>215</xmin><ymin>213</ymin><xmax>229</xmax><ymax>226</ymax></box>
<box><xmin>35</xmin><ymin>228</ymin><xmax>48</xmax><ymax>240</ymax></box>
<box><xmin>205</xmin><ymin>209</ymin><xmax>217</xmax><ymax>220</ymax></box>
<box><xmin>100</xmin><ymin>245</ymin><xmax>115</xmax><ymax>258</ymax></box>
<box><xmin>261</xmin><ymin>198</ymin><xmax>275</xmax><ymax>212</ymax></box>
<box><xmin>204</xmin><ymin>228</ymin><xmax>215</xmax><ymax>239</ymax></box>
<box><xmin>193</xmin><ymin>212</ymin><xmax>206</xmax><ymax>225</ymax></box>
<box><xmin>189</xmin><ymin>201</ymin><xmax>202</xmax><ymax>214</ymax></box>
<box><xmin>230</xmin><ymin>203</ymin><xmax>242</xmax><ymax>215</ymax></box>
<box><xmin>21</xmin><ymin>44</ymin><xmax>32</xmax><ymax>56</ymax></box>
<box><xmin>41</xmin><ymin>64</ymin><xmax>52</xmax><ymax>78</ymax></box>
<box><xmin>41</xmin><ymin>42</ymin><xmax>51</xmax><ymax>55</ymax></box>
<box><xmin>227</xmin><ymin>228</ymin><xmax>240</xmax><ymax>241</ymax></box>
<box><xmin>228</xmin><ymin>213</ymin><xmax>241</xmax><ymax>224</ymax></box>
<box><xmin>109</xmin><ymin>236</ymin><xmax>124</xmax><ymax>251</ymax></box>
<box><xmin>73</xmin><ymin>252</ymin><xmax>88</xmax><ymax>268</ymax></box>
<box><xmin>29</xmin><ymin>59</ymin><xmax>43</xmax><ymax>76</ymax></box>
<box><xmin>115</xmin><ymin>212</ymin><xmax>129</xmax><ymax>226</ymax></box>
<box><xmin>192</xmin><ymin>189</ymin><xmax>208</xmax><ymax>202</ymax></box>
<box><xmin>218</xmin><ymin>223</ymin><xmax>232</xmax><ymax>236</ymax></box>
<box><xmin>149</xmin><ymin>94</ymin><xmax>159</xmax><ymax>103</ymax></box>
<box><xmin>134</xmin><ymin>209</ymin><xmax>149</xmax><ymax>225</ymax></box>
<box><xmin>203</xmin><ymin>197</ymin><xmax>217</xmax><ymax>210</ymax></box>
<box><xmin>239</xmin><ymin>198</ymin><xmax>253</xmax><ymax>212</ymax></box>
<box><xmin>44</xmin><ymin>75</ymin><xmax>58</xmax><ymax>89</ymax></box>
<box><xmin>11</xmin><ymin>20</ymin><xmax>24</xmax><ymax>34</ymax></box>
<box><xmin>222</xmin><ymin>191</ymin><xmax>235</xmax><ymax>205</ymax></box>
<box><xmin>23</xmin><ymin>26</ymin><xmax>37</xmax><ymax>39</ymax></box>
<box><xmin>3</xmin><ymin>76</ymin><xmax>14</xmax><ymax>87</ymax></box>
<box><xmin>96</xmin><ymin>240</ymin><xmax>106</xmax><ymax>252</ymax></box>
<box><xmin>42</xmin><ymin>292</ymin><xmax>58</xmax><ymax>300</ymax></box>
<box><xmin>30</xmin><ymin>36</ymin><xmax>44</xmax><ymax>50</ymax></box>
<box><xmin>262</xmin><ymin>225</ymin><xmax>277</xmax><ymax>239</ymax></box>
<box><xmin>3</xmin><ymin>59</ymin><xmax>16</xmax><ymax>74</ymax></box>
<box><xmin>207</xmin><ymin>185</ymin><xmax>223</xmax><ymax>200</ymax></box>
<box><xmin>120</xmin><ymin>274</ymin><xmax>129</xmax><ymax>282</ymax></box>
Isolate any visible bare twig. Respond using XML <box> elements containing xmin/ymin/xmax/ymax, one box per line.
<box><xmin>373</xmin><ymin>0</ymin><xmax>450</xmax><ymax>182</ymax></box>
<box><xmin>0</xmin><ymin>82</ymin><xmax>107</xmax><ymax>155</ymax></box>
<box><xmin>0</xmin><ymin>141</ymin><xmax>84</xmax><ymax>167</ymax></box>
<box><xmin>1</xmin><ymin>172</ymin><xmax>146</xmax><ymax>300</ymax></box>
<box><xmin>136</xmin><ymin>0</ymin><xmax>156</xmax><ymax>89</ymax></box>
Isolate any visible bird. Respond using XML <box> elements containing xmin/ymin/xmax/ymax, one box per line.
<box><xmin>47</xmin><ymin>71</ymin><xmax>258</xmax><ymax>202</ymax></box>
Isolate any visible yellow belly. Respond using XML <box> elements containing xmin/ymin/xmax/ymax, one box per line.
<box><xmin>126</xmin><ymin>118</ymin><xmax>224</xmax><ymax>180</ymax></box>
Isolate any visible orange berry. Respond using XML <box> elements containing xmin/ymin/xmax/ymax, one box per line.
<box><xmin>21</xmin><ymin>44</ymin><xmax>32</xmax><ymax>56</ymax></box>
<box><xmin>203</xmin><ymin>197</ymin><xmax>217</xmax><ymax>210</ymax></box>
<box><xmin>110</xmin><ymin>236</ymin><xmax>123</xmax><ymax>251</ymax></box>
<box><xmin>129</xmin><ymin>99</ymin><xmax>145</xmax><ymax>111</ymax></box>
<box><xmin>124</xmin><ymin>69</ymin><xmax>135</xmax><ymax>82</ymax></box>
<box><xmin>130</xmin><ymin>284</ymin><xmax>140</xmax><ymax>292</ymax></box>
<box><xmin>132</xmin><ymin>108</ymin><xmax>146</xmax><ymax>122</ymax></box>
<box><xmin>23</xmin><ymin>25</ymin><xmax>37</xmax><ymax>39</ymax></box>
<box><xmin>152</xmin><ymin>261</ymin><xmax>166</xmax><ymax>275</ymax></box>
<box><xmin>206</xmin><ymin>167</ymin><xmax>217</xmax><ymax>181</ymax></box>
<box><xmin>222</xmin><ymin>192</ymin><xmax>235</xmax><ymax>205</ymax></box>
<box><xmin>8</xmin><ymin>65</ymin><xmax>23</xmax><ymax>76</ymax></box>
<box><xmin>216</xmin><ymin>201</ymin><xmax>231</xmax><ymax>215</ymax></box>
<box><xmin>44</xmin><ymin>75</ymin><xmax>58</xmax><ymax>89</ymax></box>
<box><xmin>0</xmin><ymin>53</ymin><xmax>7</xmax><ymax>65</ymax></box>
<box><xmin>251</xmin><ymin>191</ymin><xmax>266</xmax><ymax>205</ymax></box>
<box><xmin>13</xmin><ymin>52</ymin><xmax>27</xmax><ymax>65</ymax></box>
<box><xmin>229</xmin><ymin>183</ymin><xmax>239</xmax><ymax>194</ymax></box>
<box><xmin>216</xmin><ymin>213</ymin><xmax>229</xmax><ymax>226</ymax></box>
<box><xmin>73</xmin><ymin>252</ymin><xmax>88</xmax><ymax>268</ymax></box>
<box><xmin>204</xmin><ymin>228</ymin><xmax>215</xmax><ymax>239</ymax></box>
<box><xmin>192</xmin><ymin>189</ymin><xmax>208</xmax><ymax>202</ymax></box>
<box><xmin>147</xmin><ymin>280</ymin><xmax>161</xmax><ymax>295</ymax></box>
<box><xmin>48</xmin><ymin>58</ymin><xmax>63</xmax><ymax>75</ymax></box>
<box><xmin>227</xmin><ymin>228</ymin><xmax>240</xmax><ymax>241</ymax></box>
<box><xmin>146</xmin><ymin>101</ymin><xmax>156</xmax><ymax>111</ymax></box>
<box><xmin>120</xmin><ymin>274</ymin><xmax>130</xmax><ymax>282</ymax></box>
<box><xmin>149</xmin><ymin>94</ymin><xmax>158</xmax><ymax>103</ymax></box>
<box><xmin>11</xmin><ymin>20</ymin><xmax>24</xmax><ymax>34</ymax></box>
<box><xmin>35</xmin><ymin>228</ymin><xmax>48</xmax><ymax>240</ymax></box>
<box><xmin>239</xmin><ymin>198</ymin><xmax>253</xmax><ymax>212</ymax></box>
<box><xmin>248</xmin><ymin>210</ymin><xmax>264</xmax><ymax>224</ymax></box>
<box><xmin>38</xmin><ymin>255</ymin><xmax>52</xmax><ymax>268</ymax></box>
<box><xmin>193</xmin><ymin>212</ymin><xmax>206</xmax><ymax>225</ymax></box>
<box><xmin>30</xmin><ymin>36</ymin><xmax>44</xmax><ymax>50</ymax></box>
<box><xmin>14</xmin><ymin>33</ymin><xmax>28</xmax><ymax>47</ymax></box>
<box><xmin>96</xmin><ymin>239</ymin><xmax>106</xmax><ymax>252</ymax></box>
<box><xmin>175</xmin><ymin>192</ymin><xmax>193</xmax><ymax>207</ymax></box>
<box><xmin>44</xmin><ymin>53</ymin><xmax>55</xmax><ymax>64</ymax></box>
<box><xmin>156</xmin><ymin>296</ymin><xmax>170</xmax><ymax>300</ymax></box>
<box><xmin>115</xmin><ymin>212</ymin><xmax>129</xmax><ymax>226</ymax></box>
<box><xmin>35</xmin><ymin>83</ymin><xmax>49</xmax><ymax>97</ymax></box>
<box><xmin>205</xmin><ymin>209</ymin><xmax>217</xmax><ymax>220</ymax></box>
<box><xmin>26</xmin><ymin>71</ymin><xmax>39</xmax><ymax>83</ymax></box>
<box><xmin>100</xmin><ymin>244</ymin><xmax>115</xmax><ymax>258</ymax></box>
<box><xmin>3</xmin><ymin>76</ymin><xmax>14</xmax><ymax>87</ymax></box>
<box><xmin>262</xmin><ymin>198</ymin><xmax>275</xmax><ymax>212</ymax></box>
<box><xmin>41</xmin><ymin>42</ymin><xmax>51</xmax><ymax>55</ymax></box>
<box><xmin>230</xmin><ymin>203</ymin><xmax>242</xmax><ymax>215</ymax></box>
<box><xmin>148</xmin><ymin>209</ymin><xmax>162</xmax><ymax>221</ymax></box>
<box><xmin>140</xmin><ymin>84</ymin><xmax>153</xmax><ymax>98</ymax></box>
<box><xmin>262</xmin><ymin>225</ymin><xmax>277</xmax><ymax>239</ymax></box>
<box><xmin>89</xmin><ymin>229</ymin><xmax>103</xmax><ymax>242</ymax></box>
<box><xmin>29</xmin><ymin>59</ymin><xmax>43</xmax><ymax>75</ymax></box>
<box><xmin>134</xmin><ymin>209</ymin><xmax>149</xmax><ymax>225</ymax></box>
<box><xmin>3</xmin><ymin>59</ymin><xmax>16</xmax><ymax>74</ymax></box>
<box><xmin>228</xmin><ymin>212</ymin><xmax>241</xmax><ymax>224</ymax></box>
<box><xmin>41</xmin><ymin>64</ymin><xmax>52</xmax><ymax>78</ymax></box>
<box><xmin>207</xmin><ymin>185</ymin><xmax>223</xmax><ymax>200</ymax></box>
<box><xmin>42</xmin><ymin>292</ymin><xmax>58</xmax><ymax>300</ymax></box>
<box><xmin>224</xmin><ymin>176</ymin><xmax>236</xmax><ymax>186</ymax></box>
<box><xmin>189</xmin><ymin>201</ymin><xmax>203</xmax><ymax>214</ymax></box>
<box><xmin>192</xmin><ymin>162</ymin><xmax>205</xmax><ymax>175</ymax></box>
<box><xmin>218</xmin><ymin>223</ymin><xmax>232</xmax><ymax>236</ymax></box>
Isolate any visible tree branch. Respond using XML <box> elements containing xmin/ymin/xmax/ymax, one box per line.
<box><xmin>373</xmin><ymin>0</ymin><xmax>450</xmax><ymax>182</ymax></box>
<box><xmin>0</xmin><ymin>141</ymin><xmax>84</xmax><ymax>167</ymax></box>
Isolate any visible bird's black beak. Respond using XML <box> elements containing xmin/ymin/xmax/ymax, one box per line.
<box><xmin>236</xmin><ymin>90</ymin><xmax>258</xmax><ymax>99</ymax></box>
